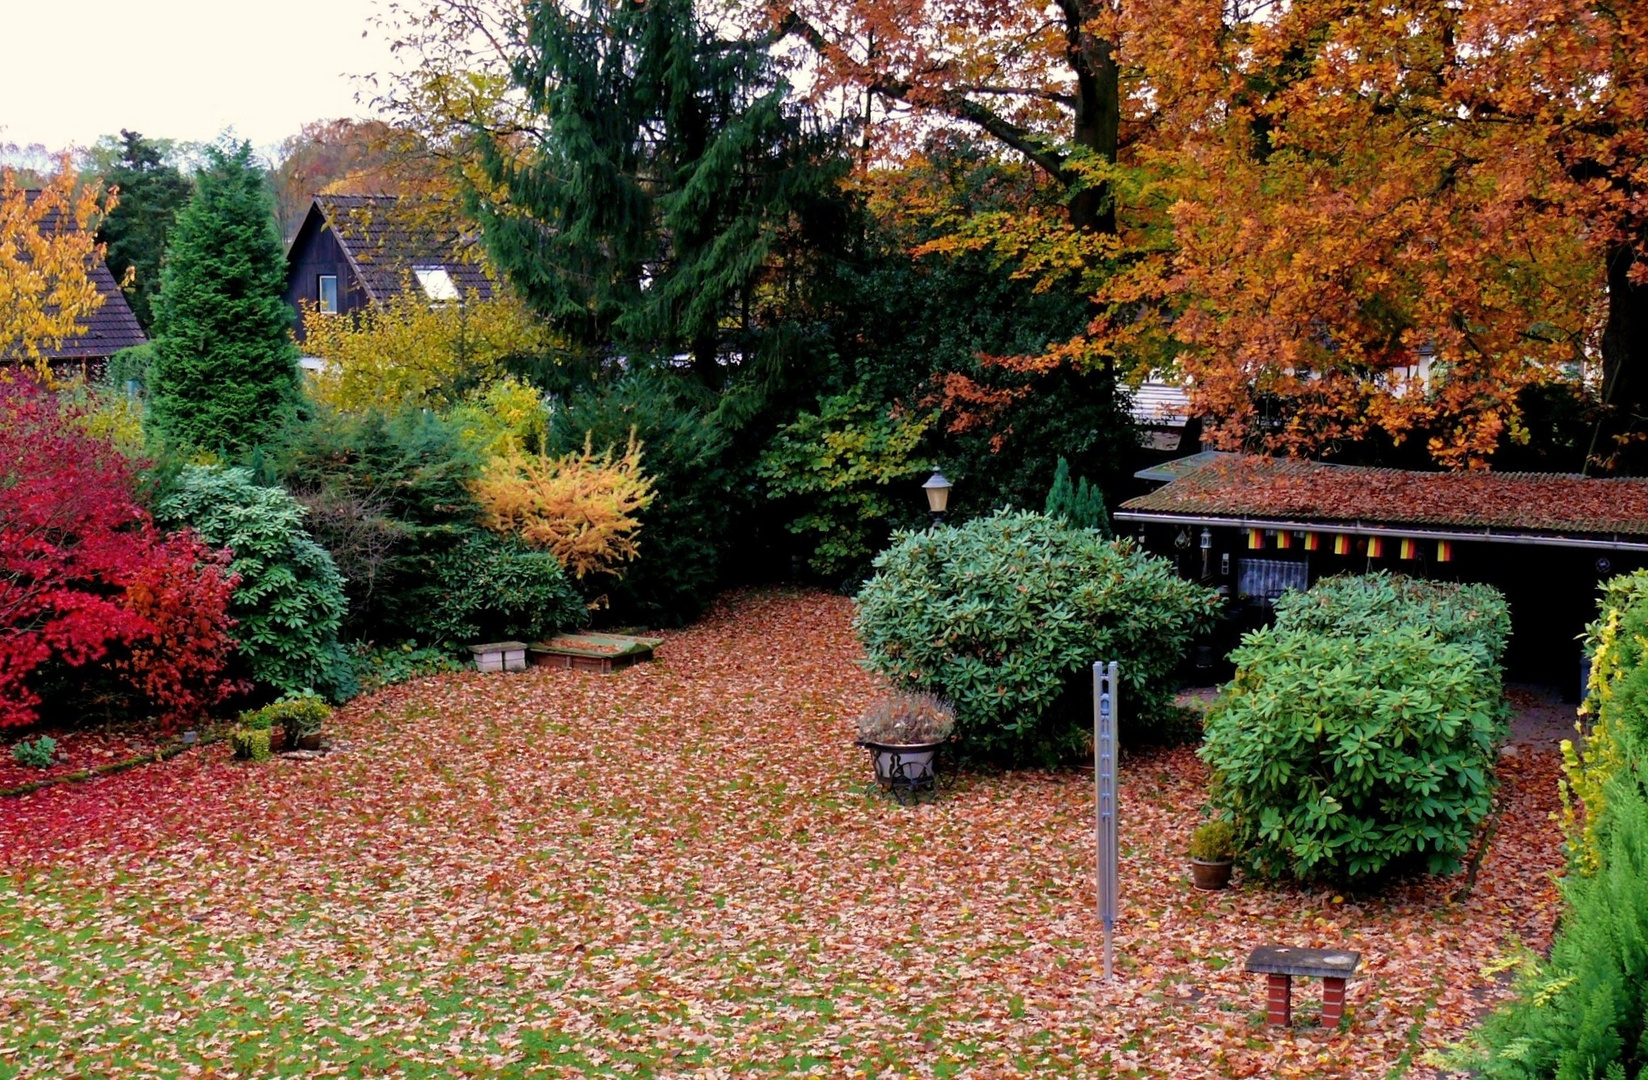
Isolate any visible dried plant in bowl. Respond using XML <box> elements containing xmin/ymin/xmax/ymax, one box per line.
<box><xmin>856</xmin><ymin>691</ymin><xmax>956</xmax><ymax>746</ymax></box>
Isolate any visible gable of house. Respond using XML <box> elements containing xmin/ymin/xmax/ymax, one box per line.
<box><xmin>284</xmin><ymin>194</ymin><xmax>493</xmax><ymax>339</ymax></box>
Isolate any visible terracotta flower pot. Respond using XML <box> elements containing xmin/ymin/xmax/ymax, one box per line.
<box><xmin>1189</xmin><ymin>858</ymin><xmax>1234</xmax><ymax>890</ymax></box>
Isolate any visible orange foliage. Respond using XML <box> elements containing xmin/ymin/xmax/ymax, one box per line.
<box><xmin>784</xmin><ymin>0</ymin><xmax>1638</xmax><ymax>467</ymax></box>
<box><xmin>472</xmin><ymin>434</ymin><xmax>655</xmax><ymax>580</ymax></box>
<box><xmin>1100</xmin><ymin>2</ymin><xmax>1605</xmax><ymax>467</ymax></box>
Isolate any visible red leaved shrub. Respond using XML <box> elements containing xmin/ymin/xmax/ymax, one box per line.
<box><xmin>0</xmin><ymin>375</ymin><xmax>240</xmax><ymax>729</ymax></box>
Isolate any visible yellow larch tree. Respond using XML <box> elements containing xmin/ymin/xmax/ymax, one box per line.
<box><xmin>472</xmin><ymin>433</ymin><xmax>655</xmax><ymax>580</ymax></box>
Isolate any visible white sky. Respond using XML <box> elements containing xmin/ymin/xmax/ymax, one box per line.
<box><xmin>0</xmin><ymin>0</ymin><xmax>399</xmax><ymax>153</ymax></box>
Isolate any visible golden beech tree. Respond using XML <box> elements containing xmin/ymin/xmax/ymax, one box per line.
<box><xmin>0</xmin><ymin>160</ymin><xmax>108</xmax><ymax>370</ymax></box>
<box><xmin>472</xmin><ymin>434</ymin><xmax>655</xmax><ymax>580</ymax></box>
<box><xmin>1098</xmin><ymin>1</ymin><xmax>1604</xmax><ymax>466</ymax></box>
<box><xmin>1461</xmin><ymin>0</ymin><xmax>1648</xmax><ymax>457</ymax></box>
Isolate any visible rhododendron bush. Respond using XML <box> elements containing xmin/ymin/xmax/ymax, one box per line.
<box><xmin>0</xmin><ymin>376</ymin><xmax>238</xmax><ymax>728</ymax></box>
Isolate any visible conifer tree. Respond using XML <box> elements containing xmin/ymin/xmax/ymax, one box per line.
<box><xmin>470</xmin><ymin>0</ymin><xmax>848</xmax><ymax>383</ymax></box>
<box><xmin>1460</xmin><ymin>763</ymin><xmax>1648</xmax><ymax>1078</ymax></box>
<box><xmin>1045</xmin><ymin>457</ymin><xmax>1111</xmax><ymax>536</ymax></box>
<box><xmin>149</xmin><ymin>142</ymin><xmax>299</xmax><ymax>452</ymax></box>
<box><xmin>97</xmin><ymin>130</ymin><xmax>192</xmax><ymax>333</ymax></box>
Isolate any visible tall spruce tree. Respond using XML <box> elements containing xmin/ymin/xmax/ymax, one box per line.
<box><xmin>149</xmin><ymin>142</ymin><xmax>300</xmax><ymax>452</ymax></box>
<box><xmin>469</xmin><ymin>0</ymin><xmax>848</xmax><ymax>384</ymax></box>
<box><xmin>96</xmin><ymin>130</ymin><xmax>193</xmax><ymax>333</ymax></box>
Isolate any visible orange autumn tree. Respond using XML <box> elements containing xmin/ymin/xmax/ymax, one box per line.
<box><xmin>1458</xmin><ymin>0</ymin><xmax>1648</xmax><ymax>463</ymax></box>
<box><xmin>0</xmin><ymin>159</ymin><xmax>107</xmax><ymax>372</ymax></box>
<box><xmin>775</xmin><ymin>0</ymin><xmax>1628</xmax><ymax>467</ymax></box>
<box><xmin>1098</xmin><ymin>1</ymin><xmax>1602</xmax><ymax>466</ymax></box>
<box><xmin>771</xmin><ymin>0</ymin><xmax>1215</xmax><ymax>447</ymax></box>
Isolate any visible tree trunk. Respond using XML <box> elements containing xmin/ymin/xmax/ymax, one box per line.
<box><xmin>692</xmin><ymin>328</ymin><xmax>722</xmax><ymax>387</ymax></box>
<box><xmin>1602</xmin><ymin>239</ymin><xmax>1648</xmax><ymax>428</ymax></box>
<box><xmin>1063</xmin><ymin>0</ymin><xmax>1119</xmax><ymax>235</ymax></box>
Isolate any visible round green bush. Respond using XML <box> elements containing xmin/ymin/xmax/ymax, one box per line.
<box><xmin>854</xmin><ymin>510</ymin><xmax>1219</xmax><ymax>764</ymax></box>
<box><xmin>1202</xmin><ymin>625</ymin><xmax>1502</xmax><ymax>883</ymax></box>
<box><xmin>156</xmin><ymin>465</ymin><xmax>355</xmax><ymax>702</ymax></box>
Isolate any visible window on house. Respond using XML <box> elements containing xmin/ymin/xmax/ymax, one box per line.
<box><xmin>1237</xmin><ymin>558</ymin><xmax>1309</xmax><ymax>605</ymax></box>
<box><xmin>413</xmin><ymin>266</ymin><xmax>460</xmax><ymax>303</ymax></box>
<box><xmin>317</xmin><ymin>275</ymin><xmax>339</xmax><ymax>314</ymax></box>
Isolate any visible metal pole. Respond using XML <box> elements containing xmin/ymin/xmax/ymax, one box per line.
<box><xmin>1094</xmin><ymin>661</ymin><xmax>1119</xmax><ymax>981</ymax></box>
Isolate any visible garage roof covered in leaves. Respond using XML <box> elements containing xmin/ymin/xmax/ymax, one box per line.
<box><xmin>1119</xmin><ymin>454</ymin><xmax>1648</xmax><ymax>539</ymax></box>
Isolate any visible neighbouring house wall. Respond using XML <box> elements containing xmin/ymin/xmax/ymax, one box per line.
<box><xmin>284</xmin><ymin>209</ymin><xmax>369</xmax><ymax>340</ymax></box>
<box><xmin>1135</xmin><ymin>521</ymin><xmax>1646</xmax><ymax>697</ymax></box>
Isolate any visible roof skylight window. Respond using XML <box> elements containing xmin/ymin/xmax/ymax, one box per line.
<box><xmin>414</xmin><ymin>265</ymin><xmax>460</xmax><ymax>302</ymax></box>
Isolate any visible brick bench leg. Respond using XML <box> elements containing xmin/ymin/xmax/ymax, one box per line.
<box><xmin>1322</xmin><ymin>976</ymin><xmax>1347</xmax><ymax>1027</ymax></box>
<box><xmin>1265</xmin><ymin>973</ymin><xmax>1292</xmax><ymax>1026</ymax></box>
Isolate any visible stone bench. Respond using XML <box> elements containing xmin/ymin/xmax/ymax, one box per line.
<box><xmin>1244</xmin><ymin>945</ymin><xmax>1361</xmax><ymax>1027</ymax></box>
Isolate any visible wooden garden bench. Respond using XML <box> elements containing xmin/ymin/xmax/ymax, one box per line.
<box><xmin>1244</xmin><ymin>945</ymin><xmax>1361</xmax><ymax>1027</ymax></box>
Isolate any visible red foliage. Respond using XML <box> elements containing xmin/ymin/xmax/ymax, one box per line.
<box><xmin>0</xmin><ymin>375</ymin><xmax>240</xmax><ymax>728</ymax></box>
<box><xmin>113</xmin><ymin>533</ymin><xmax>241</xmax><ymax>730</ymax></box>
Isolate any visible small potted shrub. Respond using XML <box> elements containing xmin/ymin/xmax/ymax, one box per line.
<box><xmin>1188</xmin><ymin>819</ymin><xmax>1236</xmax><ymax>890</ymax></box>
<box><xmin>264</xmin><ymin>695</ymin><xmax>331</xmax><ymax>751</ymax></box>
<box><xmin>856</xmin><ymin>691</ymin><xmax>955</xmax><ymax>803</ymax></box>
<box><xmin>229</xmin><ymin>710</ymin><xmax>274</xmax><ymax>763</ymax></box>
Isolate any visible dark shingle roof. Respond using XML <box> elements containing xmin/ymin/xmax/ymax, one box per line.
<box><xmin>310</xmin><ymin>194</ymin><xmax>493</xmax><ymax>305</ymax></box>
<box><xmin>3</xmin><ymin>192</ymin><xmax>147</xmax><ymax>363</ymax></box>
<box><xmin>1119</xmin><ymin>454</ymin><xmax>1648</xmax><ymax>539</ymax></box>
<box><xmin>45</xmin><ymin>261</ymin><xmax>147</xmax><ymax>359</ymax></box>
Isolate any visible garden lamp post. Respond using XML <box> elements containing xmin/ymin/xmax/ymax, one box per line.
<box><xmin>922</xmin><ymin>470</ymin><xmax>952</xmax><ymax>523</ymax></box>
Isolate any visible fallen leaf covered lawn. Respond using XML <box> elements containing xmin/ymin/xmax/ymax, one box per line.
<box><xmin>0</xmin><ymin>589</ymin><xmax>1563</xmax><ymax>1078</ymax></box>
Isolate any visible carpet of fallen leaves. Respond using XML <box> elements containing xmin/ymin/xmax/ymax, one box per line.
<box><xmin>0</xmin><ymin>589</ymin><xmax>1564</xmax><ymax>1078</ymax></box>
<box><xmin>0</xmin><ymin>723</ymin><xmax>169</xmax><ymax>791</ymax></box>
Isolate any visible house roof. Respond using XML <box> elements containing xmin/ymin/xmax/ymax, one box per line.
<box><xmin>1118</xmin><ymin>454</ymin><xmax>1648</xmax><ymax>541</ymax></box>
<box><xmin>302</xmin><ymin>194</ymin><xmax>494</xmax><ymax>305</ymax></box>
<box><xmin>44</xmin><ymin>261</ymin><xmax>148</xmax><ymax>359</ymax></box>
<box><xmin>1132</xmin><ymin>378</ymin><xmax>1192</xmax><ymax>428</ymax></box>
<box><xmin>3</xmin><ymin>193</ymin><xmax>147</xmax><ymax>363</ymax></box>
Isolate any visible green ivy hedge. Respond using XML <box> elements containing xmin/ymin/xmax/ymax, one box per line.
<box><xmin>854</xmin><ymin>510</ymin><xmax>1219</xmax><ymax>764</ymax></box>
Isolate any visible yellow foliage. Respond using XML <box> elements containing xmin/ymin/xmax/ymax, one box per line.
<box><xmin>447</xmin><ymin>376</ymin><xmax>549</xmax><ymax>457</ymax></box>
<box><xmin>300</xmin><ymin>283</ymin><xmax>558</xmax><ymax>412</ymax></box>
<box><xmin>1560</xmin><ymin>610</ymin><xmax>1632</xmax><ymax>875</ymax></box>
<box><xmin>473</xmin><ymin>434</ymin><xmax>655</xmax><ymax>580</ymax></box>
<box><xmin>1</xmin><ymin>160</ymin><xmax>106</xmax><ymax>374</ymax></box>
<box><xmin>56</xmin><ymin>374</ymin><xmax>149</xmax><ymax>459</ymax></box>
